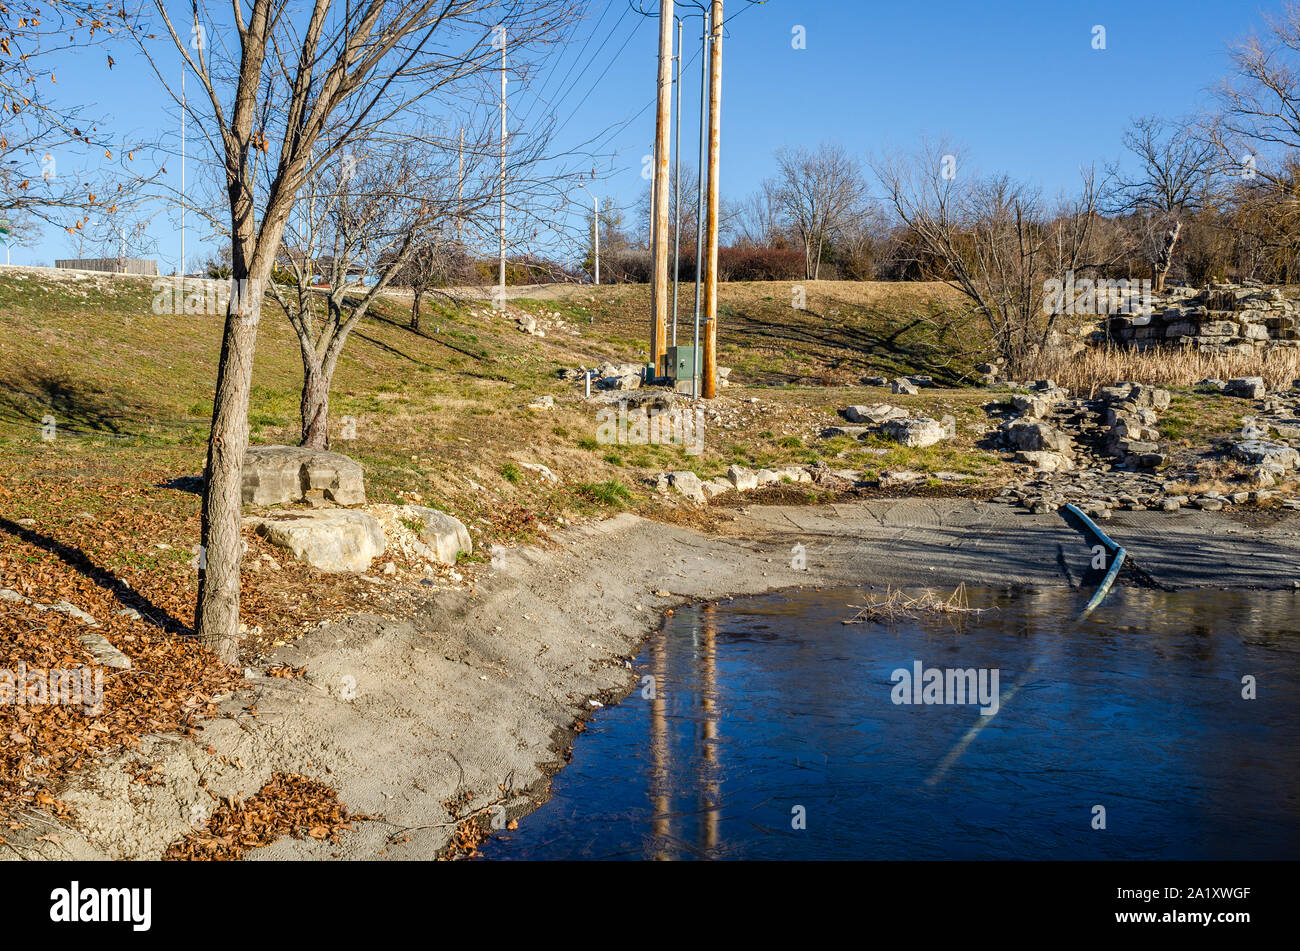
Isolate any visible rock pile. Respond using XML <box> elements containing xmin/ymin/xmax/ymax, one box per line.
<box><xmin>1098</xmin><ymin>383</ymin><xmax>1171</xmax><ymax>468</ymax></box>
<box><xmin>658</xmin><ymin>464</ymin><xmax>815</xmax><ymax>502</ymax></box>
<box><xmin>1108</xmin><ymin>284</ymin><xmax>1300</xmax><ymax>354</ymax></box>
<box><xmin>823</xmin><ymin>403</ymin><xmax>955</xmax><ymax>449</ymax></box>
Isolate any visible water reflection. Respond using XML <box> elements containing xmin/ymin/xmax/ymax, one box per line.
<box><xmin>480</xmin><ymin>586</ymin><xmax>1300</xmax><ymax>860</ymax></box>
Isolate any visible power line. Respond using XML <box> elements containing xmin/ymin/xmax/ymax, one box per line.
<box><xmin>548</xmin><ymin>13</ymin><xmax>648</xmax><ymax>140</ymax></box>
<box><xmin>561</xmin><ymin>0</ymin><xmax>763</xmax><ymax>174</ymax></box>
<box><xmin>517</xmin><ymin>0</ymin><xmax>622</xmax><ymax>130</ymax></box>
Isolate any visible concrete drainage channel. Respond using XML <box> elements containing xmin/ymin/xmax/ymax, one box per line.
<box><xmin>1060</xmin><ymin>503</ymin><xmax>1128</xmax><ymax>617</ymax></box>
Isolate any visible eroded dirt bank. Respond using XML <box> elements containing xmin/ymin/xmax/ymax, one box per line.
<box><xmin>9</xmin><ymin>499</ymin><xmax>1300</xmax><ymax>860</ymax></box>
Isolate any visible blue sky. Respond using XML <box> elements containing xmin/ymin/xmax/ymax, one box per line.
<box><xmin>6</xmin><ymin>0</ymin><xmax>1281</xmax><ymax>269</ymax></box>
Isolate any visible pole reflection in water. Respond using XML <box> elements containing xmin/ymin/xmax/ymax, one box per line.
<box><xmin>478</xmin><ymin>586</ymin><xmax>1300</xmax><ymax>860</ymax></box>
<box><xmin>700</xmin><ymin>602</ymin><xmax>720</xmax><ymax>855</ymax></box>
<box><xmin>648</xmin><ymin>628</ymin><xmax>671</xmax><ymax>860</ymax></box>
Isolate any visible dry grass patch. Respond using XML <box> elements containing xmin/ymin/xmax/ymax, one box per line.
<box><xmin>1032</xmin><ymin>345</ymin><xmax>1300</xmax><ymax>396</ymax></box>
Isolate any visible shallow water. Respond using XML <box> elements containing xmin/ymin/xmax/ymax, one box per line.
<box><xmin>479</xmin><ymin>585</ymin><xmax>1300</xmax><ymax>860</ymax></box>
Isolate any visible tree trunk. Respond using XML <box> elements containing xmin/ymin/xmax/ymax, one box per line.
<box><xmin>410</xmin><ymin>290</ymin><xmax>423</xmax><ymax>331</ymax></box>
<box><xmin>300</xmin><ymin>357</ymin><xmax>331</xmax><ymax>450</ymax></box>
<box><xmin>196</xmin><ymin>288</ymin><xmax>261</xmax><ymax>663</ymax></box>
<box><xmin>1154</xmin><ymin>220</ymin><xmax>1182</xmax><ymax>293</ymax></box>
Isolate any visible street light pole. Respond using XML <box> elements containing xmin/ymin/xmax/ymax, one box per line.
<box><xmin>576</xmin><ymin>182</ymin><xmax>600</xmax><ymax>286</ymax></box>
<box><xmin>499</xmin><ymin>26</ymin><xmax>508</xmax><ymax>304</ymax></box>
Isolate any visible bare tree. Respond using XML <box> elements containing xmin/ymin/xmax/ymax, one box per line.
<box><xmin>873</xmin><ymin>142</ymin><xmax>1109</xmax><ymax>370</ymax></box>
<box><xmin>771</xmin><ymin>143</ymin><xmax>867</xmax><ymax>279</ymax></box>
<box><xmin>833</xmin><ymin>201</ymin><xmax>891</xmax><ymax>280</ymax></box>
<box><xmin>130</xmin><ymin>0</ymin><xmax>584</xmax><ymax>661</ymax></box>
<box><xmin>272</xmin><ymin>125</ymin><xmax>511</xmax><ymax>448</ymax></box>
<box><xmin>633</xmin><ymin>165</ymin><xmax>738</xmax><ymax>251</ymax></box>
<box><xmin>733</xmin><ymin>178</ymin><xmax>787</xmax><ymax>248</ymax></box>
<box><xmin>1108</xmin><ymin>116</ymin><xmax>1216</xmax><ymax>291</ymax></box>
<box><xmin>1210</xmin><ymin>2</ymin><xmax>1300</xmax><ymax>279</ymax></box>
<box><xmin>396</xmin><ymin>237</ymin><xmax>463</xmax><ymax>330</ymax></box>
<box><xmin>1</xmin><ymin>3</ymin><xmax>154</xmax><ymax>233</ymax></box>
<box><xmin>1214</xmin><ymin>2</ymin><xmax>1300</xmax><ymax>181</ymax></box>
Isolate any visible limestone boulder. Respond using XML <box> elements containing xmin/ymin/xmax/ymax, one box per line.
<box><xmin>1014</xmin><ymin>450</ymin><xmax>1075</xmax><ymax>472</ymax></box>
<box><xmin>777</xmin><ymin>466</ymin><xmax>813</xmax><ymax>483</ymax></box>
<box><xmin>882</xmin><ymin>416</ymin><xmax>948</xmax><ymax>448</ymax></box>
<box><xmin>407</xmin><ymin>506</ymin><xmax>473</xmax><ymax>565</ymax></box>
<box><xmin>1005</xmin><ymin>419</ymin><xmax>1074</xmax><ymax>457</ymax></box>
<box><xmin>1011</xmin><ymin>394</ymin><xmax>1055</xmax><ymax>418</ymax></box>
<box><xmin>668</xmin><ymin>471</ymin><xmax>705</xmax><ymax>502</ymax></box>
<box><xmin>701</xmin><ymin>479</ymin><xmax>732</xmax><ymax>499</ymax></box>
<box><xmin>1226</xmin><ymin>377</ymin><xmax>1266</xmax><ymax>399</ymax></box>
<box><xmin>247</xmin><ymin>510</ymin><xmax>385</xmax><ymax>573</ymax></box>
<box><xmin>242</xmin><ymin>445</ymin><xmax>366</xmax><ymax>507</ymax></box>
<box><xmin>1232</xmin><ymin>440</ymin><xmax>1300</xmax><ymax>470</ymax></box>
<box><xmin>726</xmin><ymin>465</ymin><xmax>759</xmax><ymax>491</ymax></box>
<box><xmin>601</xmin><ymin>374</ymin><xmax>641</xmax><ymax>391</ymax></box>
<box><xmin>842</xmin><ymin>403</ymin><xmax>907</xmax><ymax>424</ymax></box>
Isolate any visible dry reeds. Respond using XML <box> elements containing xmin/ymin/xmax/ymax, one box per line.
<box><xmin>1027</xmin><ymin>344</ymin><xmax>1300</xmax><ymax>398</ymax></box>
<box><xmin>843</xmin><ymin>583</ymin><xmax>986</xmax><ymax>626</ymax></box>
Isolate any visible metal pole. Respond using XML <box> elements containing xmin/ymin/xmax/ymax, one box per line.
<box><xmin>593</xmin><ymin>194</ymin><xmax>600</xmax><ymax>286</ymax></box>
<box><xmin>458</xmin><ymin>126</ymin><xmax>464</xmax><ymax>246</ymax></box>
<box><xmin>499</xmin><ymin>29</ymin><xmax>507</xmax><ymax>303</ymax></box>
<box><xmin>701</xmin><ymin>0</ymin><xmax>722</xmax><ymax>400</ymax></box>
<box><xmin>181</xmin><ymin>60</ymin><xmax>186</xmax><ymax>278</ymax></box>
<box><xmin>672</xmin><ymin>16</ymin><xmax>683</xmax><ymax>348</ymax></box>
<box><xmin>692</xmin><ymin>7</ymin><xmax>710</xmax><ymax>400</ymax></box>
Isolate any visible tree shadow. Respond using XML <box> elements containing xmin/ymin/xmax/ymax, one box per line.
<box><xmin>0</xmin><ymin>516</ymin><xmax>192</xmax><ymax>635</ymax></box>
<box><xmin>156</xmin><ymin>475</ymin><xmax>204</xmax><ymax>494</ymax></box>
<box><xmin>350</xmin><ymin>328</ymin><xmax>437</xmax><ymax>366</ymax></box>
<box><xmin>715</xmin><ymin>300</ymin><xmax>969</xmax><ymax>385</ymax></box>
<box><xmin>0</xmin><ymin>370</ymin><xmax>151</xmax><ymax>437</ymax></box>
<box><xmin>366</xmin><ymin>312</ymin><xmax>488</xmax><ymax>363</ymax></box>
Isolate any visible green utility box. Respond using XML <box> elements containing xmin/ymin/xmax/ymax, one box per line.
<box><xmin>661</xmin><ymin>346</ymin><xmax>699</xmax><ymax>382</ymax></box>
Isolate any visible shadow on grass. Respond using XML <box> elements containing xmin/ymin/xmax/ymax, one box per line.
<box><xmin>157</xmin><ymin>475</ymin><xmax>204</xmax><ymax>495</ymax></box>
<box><xmin>0</xmin><ymin>516</ymin><xmax>192</xmax><ymax>635</ymax></box>
<box><xmin>366</xmin><ymin>312</ymin><xmax>488</xmax><ymax>363</ymax></box>
<box><xmin>716</xmin><ymin>301</ymin><xmax>973</xmax><ymax>385</ymax></box>
<box><xmin>0</xmin><ymin>371</ymin><xmax>151</xmax><ymax>438</ymax></box>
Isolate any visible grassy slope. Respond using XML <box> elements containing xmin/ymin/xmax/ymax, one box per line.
<box><xmin>0</xmin><ymin>268</ymin><xmax>1007</xmax><ymax>650</ymax></box>
<box><xmin>0</xmin><ymin>271</ymin><xmax>991</xmax><ymax>517</ymax></box>
<box><xmin>513</xmin><ymin>279</ymin><xmax>973</xmax><ymax>385</ymax></box>
<box><xmin>4</xmin><ymin>268</ymin><xmax>1262</xmax><ymax>631</ymax></box>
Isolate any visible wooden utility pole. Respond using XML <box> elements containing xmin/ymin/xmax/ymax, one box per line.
<box><xmin>701</xmin><ymin>0</ymin><xmax>722</xmax><ymax>399</ymax></box>
<box><xmin>672</xmin><ymin>15</ymin><xmax>683</xmax><ymax>347</ymax></box>
<box><xmin>650</xmin><ymin>0</ymin><xmax>675</xmax><ymax>376</ymax></box>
